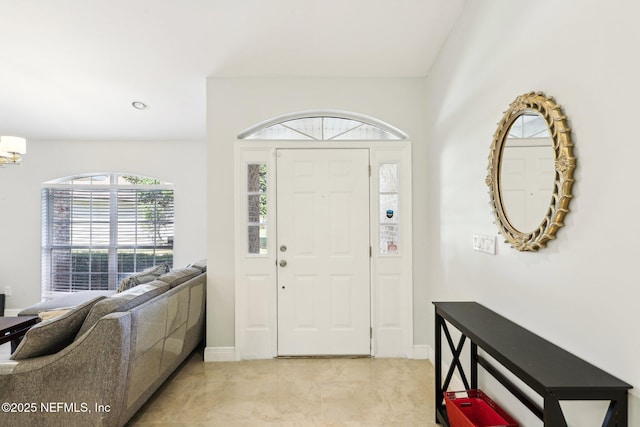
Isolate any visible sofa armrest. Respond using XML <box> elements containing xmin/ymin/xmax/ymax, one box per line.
<box><xmin>18</xmin><ymin>290</ymin><xmax>117</xmax><ymax>316</ymax></box>
<box><xmin>0</xmin><ymin>312</ymin><xmax>131</xmax><ymax>427</ymax></box>
<box><xmin>0</xmin><ymin>360</ymin><xmax>18</xmax><ymax>374</ymax></box>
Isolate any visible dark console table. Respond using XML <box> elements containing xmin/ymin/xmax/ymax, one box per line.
<box><xmin>434</xmin><ymin>301</ymin><xmax>632</xmax><ymax>426</ymax></box>
<box><xmin>0</xmin><ymin>316</ymin><xmax>39</xmax><ymax>353</ymax></box>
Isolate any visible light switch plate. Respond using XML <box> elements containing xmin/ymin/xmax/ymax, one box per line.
<box><xmin>473</xmin><ymin>234</ymin><xmax>496</xmax><ymax>254</ymax></box>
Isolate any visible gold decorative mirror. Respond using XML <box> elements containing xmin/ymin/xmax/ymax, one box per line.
<box><xmin>486</xmin><ymin>92</ymin><xmax>576</xmax><ymax>251</ymax></box>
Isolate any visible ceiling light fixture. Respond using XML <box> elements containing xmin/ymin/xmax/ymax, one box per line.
<box><xmin>132</xmin><ymin>101</ymin><xmax>148</xmax><ymax>110</ymax></box>
<box><xmin>0</xmin><ymin>136</ymin><xmax>27</xmax><ymax>166</ymax></box>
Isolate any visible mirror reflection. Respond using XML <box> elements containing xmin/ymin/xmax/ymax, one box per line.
<box><xmin>500</xmin><ymin>113</ymin><xmax>556</xmax><ymax>233</ymax></box>
<box><xmin>487</xmin><ymin>91</ymin><xmax>575</xmax><ymax>251</ymax></box>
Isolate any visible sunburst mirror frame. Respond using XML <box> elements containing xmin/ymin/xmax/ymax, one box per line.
<box><xmin>486</xmin><ymin>92</ymin><xmax>576</xmax><ymax>251</ymax></box>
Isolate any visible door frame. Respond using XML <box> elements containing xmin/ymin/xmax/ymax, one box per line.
<box><xmin>234</xmin><ymin>140</ymin><xmax>413</xmax><ymax>359</ymax></box>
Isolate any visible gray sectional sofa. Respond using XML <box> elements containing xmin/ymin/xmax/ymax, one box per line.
<box><xmin>0</xmin><ymin>261</ymin><xmax>206</xmax><ymax>427</ymax></box>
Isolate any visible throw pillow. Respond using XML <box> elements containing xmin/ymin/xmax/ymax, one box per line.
<box><xmin>76</xmin><ymin>280</ymin><xmax>170</xmax><ymax>339</ymax></box>
<box><xmin>117</xmin><ymin>263</ymin><xmax>170</xmax><ymax>293</ymax></box>
<box><xmin>38</xmin><ymin>308</ymin><xmax>72</xmax><ymax>321</ymax></box>
<box><xmin>11</xmin><ymin>296</ymin><xmax>106</xmax><ymax>360</ymax></box>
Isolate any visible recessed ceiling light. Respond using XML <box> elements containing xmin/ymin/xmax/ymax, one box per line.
<box><xmin>132</xmin><ymin>101</ymin><xmax>148</xmax><ymax>110</ymax></box>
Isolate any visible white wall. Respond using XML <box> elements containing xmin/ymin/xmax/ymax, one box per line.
<box><xmin>425</xmin><ymin>0</ymin><xmax>640</xmax><ymax>424</ymax></box>
<box><xmin>206</xmin><ymin>77</ymin><xmax>430</xmax><ymax>352</ymax></box>
<box><xmin>0</xmin><ymin>139</ymin><xmax>206</xmax><ymax>312</ymax></box>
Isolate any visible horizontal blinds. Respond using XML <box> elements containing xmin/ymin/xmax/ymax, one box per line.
<box><xmin>46</xmin><ymin>189</ymin><xmax>111</xmax><ymax>246</ymax></box>
<box><xmin>42</xmin><ymin>185</ymin><xmax>174</xmax><ymax>296</ymax></box>
<box><xmin>117</xmin><ymin>189</ymin><xmax>174</xmax><ymax>247</ymax></box>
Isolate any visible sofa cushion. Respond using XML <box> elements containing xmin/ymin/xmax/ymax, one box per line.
<box><xmin>11</xmin><ymin>296</ymin><xmax>105</xmax><ymax>360</ymax></box>
<box><xmin>76</xmin><ymin>280</ymin><xmax>170</xmax><ymax>339</ymax></box>
<box><xmin>157</xmin><ymin>267</ymin><xmax>201</xmax><ymax>288</ymax></box>
<box><xmin>17</xmin><ymin>290</ymin><xmax>116</xmax><ymax>316</ymax></box>
<box><xmin>117</xmin><ymin>263</ymin><xmax>170</xmax><ymax>293</ymax></box>
<box><xmin>187</xmin><ymin>259</ymin><xmax>207</xmax><ymax>273</ymax></box>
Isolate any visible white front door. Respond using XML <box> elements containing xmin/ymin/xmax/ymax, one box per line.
<box><xmin>276</xmin><ymin>149</ymin><xmax>371</xmax><ymax>356</ymax></box>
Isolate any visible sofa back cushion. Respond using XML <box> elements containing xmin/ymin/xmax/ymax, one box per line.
<box><xmin>117</xmin><ymin>263</ymin><xmax>170</xmax><ymax>293</ymax></box>
<box><xmin>11</xmin><ymin>296</ymin><xmax>106</xmax><ymax>360</ymax></box>
<box><xmin>124</xmin><ymin>276</ymin><xmax>204</xmax><ymax>410</ymax></box>
<box><xmin>156</xmin><ymin>267</ymin><xmax>201</xmax><ymax>288</ymax></box>
<box><xmin>76</xmin><ymin>281</ymin><xmax>170</xmax><ymax>339</ymax></box>
<box><xmin>187</xmin><ymin>259</ymin><xmax>206</xmax><ymax>273</ymax></box>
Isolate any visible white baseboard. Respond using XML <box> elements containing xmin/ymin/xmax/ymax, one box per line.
<box><xmin>204</xmin><ymin>346</ymin><xmax>236</xmax><ymax>362</ymax></box>
<box><xmin>413</xmin><ymin>344</ymin><xmax>434</xmax><ymax>361</ymax></box>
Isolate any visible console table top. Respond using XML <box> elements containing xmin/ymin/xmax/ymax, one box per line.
<box><xmin>433</xmin><ymin>301</ymin><xmax>632</xmax><ymax>395</ymax></box>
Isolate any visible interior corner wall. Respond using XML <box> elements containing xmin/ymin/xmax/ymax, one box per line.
<box><xmin>424</xmin><ymin>0</ymin><xmax>640</xmax><ymax>424</ymax></box>
<box><xmin>0</xmin><ymin>139</ymin><xmax>206</xmax><ymax>312</ymax></box>
<box><xmin>206</xmin><ymin>77</ymin><xmax>429</xmax><ymax>353</ymax></box>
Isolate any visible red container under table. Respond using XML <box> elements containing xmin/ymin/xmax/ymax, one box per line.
<box><xmin>444</xmin><ymin>390</ymin><xmax>518</xmax><ymax>427</ymax></box>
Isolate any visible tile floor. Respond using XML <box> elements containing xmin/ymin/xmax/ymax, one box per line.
<box><xmin>128</xmin><ymin>347</ymin><xmax>437</xmax><ymax>426</ymax></box>
<box><xmin>0</xmin><ymin>342</ymin><xmax>437</xmax><ymax>426</ymax></box>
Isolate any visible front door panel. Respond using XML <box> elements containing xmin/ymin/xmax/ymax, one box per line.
<box><xmin>277</xmin><ymin>149</ymin><xmax>371</xmax><ymax>355</ymax></box>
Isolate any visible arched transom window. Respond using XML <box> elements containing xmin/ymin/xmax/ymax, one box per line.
<box><xmin>238</xmin><ymin>110</ymin><xmax>407</xmax><ymax>140</ymax></box>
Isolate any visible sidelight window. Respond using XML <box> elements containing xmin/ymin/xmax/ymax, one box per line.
<box><xmin>247</xmin><ymin>163</ymin><xmax>268</xmax><ymax>255</ymax></box>
<box><xmin>379</xmin><ymin>163</ymin><xmax>400</xmax><ymax>255</ymax></box>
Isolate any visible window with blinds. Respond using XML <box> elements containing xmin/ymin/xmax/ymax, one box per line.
<box><xmin>41</xmin><ymin>173</ymin><xmax>174</xmax><ymax>298</ymax></box>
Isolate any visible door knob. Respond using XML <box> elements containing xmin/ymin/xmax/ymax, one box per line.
<box><xmin>279</xmin><ymin>260</ymin><xmax>287</xmax><ymax>267</ymax></box>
